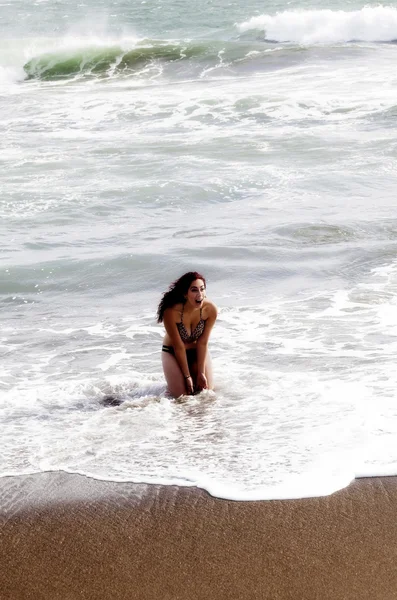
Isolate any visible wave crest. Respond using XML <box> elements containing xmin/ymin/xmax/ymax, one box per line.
<box><xmin>23</xmin><ymin>41</ymin><xmax>208</xmax><ymax>80</ymax></box>
<box><xmin>237</xmin><ymin>5</ymin><xmax>397</xmax><ymax>44</ymax></box>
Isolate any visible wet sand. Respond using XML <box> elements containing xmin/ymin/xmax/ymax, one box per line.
<box><xmin>1</xmin><ymin>472</ymin><xmax>397</xmax><ymax>600</ymax></box>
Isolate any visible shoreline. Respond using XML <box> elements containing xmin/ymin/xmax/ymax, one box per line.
<box><xmin>1</xmin><ymin>472</ymin><xmax>397</xmax><ymax>599</ymax></box>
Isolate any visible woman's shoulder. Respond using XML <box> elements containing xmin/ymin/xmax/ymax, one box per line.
<box><xmin>203</xmin><ymin>299</ymin><xmax>218</xmax><ymax>319</ymax></box>
<box><xmin>163</xmin><ymin>303</ymin><xmax>183</xmax><ymax>320</ymax></box>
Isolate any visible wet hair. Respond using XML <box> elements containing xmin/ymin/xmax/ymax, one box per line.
<box><xmin>157</xmin><ymin>271</ymin><xmax>206</xmax><ymax>323</ymax></box>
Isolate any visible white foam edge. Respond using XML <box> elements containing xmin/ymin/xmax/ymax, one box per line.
<box><xmin>1</xmin><ymin>466</ymin><xmax>395</xmax><ymax>501</ymax></box>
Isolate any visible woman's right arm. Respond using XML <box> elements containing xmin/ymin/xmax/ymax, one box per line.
<box><xmin>163</xmin><ymin>309</ymin><xmax>193</xmax><ymax>394</ymax></box>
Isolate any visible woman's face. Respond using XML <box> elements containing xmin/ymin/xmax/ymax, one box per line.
<box><xmin>185</xmin><ymin>279</ymin><xmax>206</xmax><ymax>308</ymax></box>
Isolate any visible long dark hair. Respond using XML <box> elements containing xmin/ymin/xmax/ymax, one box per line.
<box><xmin>157</xmin><ymin>271</ymin><xmax>206</xmax><ymax>323</ymax></box>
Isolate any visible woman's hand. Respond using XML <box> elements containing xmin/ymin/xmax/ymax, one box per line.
<box><xmin>185</xmin><ymin>376</ymin><xmax>194</xmax><ymax>395</ymax></box>
<box><xmin>196</xmin><ymin>372</ymin><xmax>208</xmax><ymax>392</ymax></box>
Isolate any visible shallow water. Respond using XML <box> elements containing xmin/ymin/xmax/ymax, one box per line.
<box><xmin>2</xmin><ymin>0</ymin><xmax>397</xmax><ymax>499</ymax></box>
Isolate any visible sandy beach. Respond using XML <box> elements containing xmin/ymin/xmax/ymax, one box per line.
<box><xmin>1</xmin><ymin>473</ymin><xmax>397</xmax><ymax>600</ymax></box>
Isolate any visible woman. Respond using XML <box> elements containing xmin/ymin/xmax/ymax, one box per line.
<box><xmin>157</xmin><ymin>271</ymin><xmax>217</xmax><ymax>398</ymax></box>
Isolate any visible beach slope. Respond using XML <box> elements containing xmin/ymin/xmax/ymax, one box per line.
<box><xmin>1</xmin><ymin>472</ymin><xmax>397</xmax><ymax>600</ymax></box>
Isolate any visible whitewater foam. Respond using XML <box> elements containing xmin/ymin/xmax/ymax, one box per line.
<box><xmin>3</xmin><ymin>0</ymin><xmax>397</xmax><ymax>502</ymax></box>
<box><xmin>238</xmin><ymin>6</ymin><xmax>397</xmax><ymax>44</ymax></box>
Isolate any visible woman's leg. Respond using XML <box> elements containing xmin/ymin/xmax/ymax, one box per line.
<box><xmin>204</xmin><ymin>351</ymin><xmax>213</xmax><ymax>389</ymax></box>
<box><xmin>161</xmin><ymin>351</ymin><xmax>186</xmax><ymax>398</ymax></box>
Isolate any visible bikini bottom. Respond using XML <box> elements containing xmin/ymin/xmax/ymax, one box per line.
<box><xmin>162</xmin><ymin>345</ymin><xmax>197</xmax><ymax>364</ymax></box>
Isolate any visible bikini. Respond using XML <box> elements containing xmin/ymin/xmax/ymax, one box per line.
<box><xmin>162</xmin><ymin>304</ymin><xmax>205</xmax><ymax>356</ymax></box>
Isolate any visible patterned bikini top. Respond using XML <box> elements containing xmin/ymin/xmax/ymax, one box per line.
<box><xmin>177</xmin><ymin>304</ymin><xmax>205</xmax><ymax>343</ymax></box>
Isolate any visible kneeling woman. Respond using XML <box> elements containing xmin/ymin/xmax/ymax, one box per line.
<box><xmin>157</xmin><ymin>271</ymin><xmax>218</xmax><ymax>397</ymax></box>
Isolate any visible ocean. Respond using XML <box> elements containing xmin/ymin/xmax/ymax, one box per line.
<box><xmin>2</xmin><ymin>0</ymin><xmax>397</xmax><ymax>500</ymax></box>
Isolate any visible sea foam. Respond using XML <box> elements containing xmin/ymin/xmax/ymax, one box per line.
<box><xmin>237</xmin><ymin>6</ymin><xmax>397</xmax><ymax>44</ymax></box>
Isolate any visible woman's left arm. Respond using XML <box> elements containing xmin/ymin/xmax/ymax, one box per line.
<box><xmin>196</xmin><ymin>302</ymin><xmax>218</xmax><ymax>389</ymax></box>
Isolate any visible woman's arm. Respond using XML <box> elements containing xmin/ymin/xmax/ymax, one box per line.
<box><xmin>196</xmin><ymin>302</ymin><xmax>218</xmax><ymax>389</ymax></box>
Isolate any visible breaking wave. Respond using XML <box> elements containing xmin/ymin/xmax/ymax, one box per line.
<box><xmin>17</xmin><ymin>6</ymin><xmax>397</xmax><ymax>83</ymax></box>
<box><xmin>23</xmin><ymin>41</ymin><xmax>211</xmax><ymax>80</ymax></box>
<box><xmin>237</xmin><ymin>5</ymin><xmax>397</xmax><ymax>44</ymax></box>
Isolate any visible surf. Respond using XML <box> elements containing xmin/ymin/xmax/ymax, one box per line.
<box><xmin>22</xmin><ymin>40</ymin><xmax>223</xmax><ymax>81</ymax></box>
<box><xmin>237</xmin><ymin>5</ymin><xmax>397</xmax><ymax>44</ymax></box>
